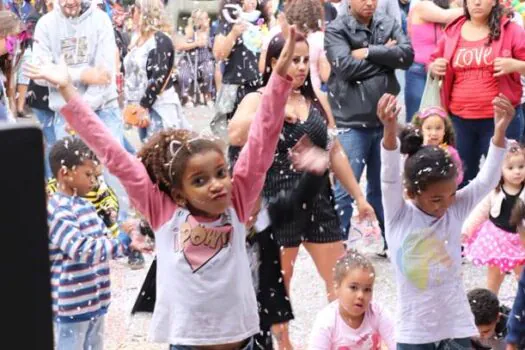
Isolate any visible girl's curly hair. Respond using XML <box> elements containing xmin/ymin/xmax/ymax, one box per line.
<box><xmin>334</xmin><ymin>249</ymin><xmax>376</xmax><ymax>286</ymax></box>
<box><xmin>411</xmin><ymin>112</ymin><xmax>456</xmax><ymax>147</ymax></box>
<box><xmin>464</xmin><ymin>1</ymin><xmax>513</xmax><ymax>45</ymax></box>
<box><xmin>137</xmin><ymin>129</ymin><xmax>225</xmax><ymax>196</ymax></box>
<box><xmin>285</xmin><ymin>0</ymin><xmax>325</xmax><ymax>33</ymax></box>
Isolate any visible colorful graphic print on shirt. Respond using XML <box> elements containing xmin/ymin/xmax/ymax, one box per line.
<box><xmin>396</xmin><ymin>228</ymin><xmax>453</xmax><ymax>290</ymax></box>
<box><xmin>174</xmin><ymin>214</ymin><xmax>232</xmax><ymax>273</ymax></box>
<box><xmin>336</xmin><ymin>332</ymin><xmax>381</xmax><ymax>350</ymax></box>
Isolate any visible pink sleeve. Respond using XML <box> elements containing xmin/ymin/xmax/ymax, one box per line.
<box><xmin>511</xmin><ymin>23</ymin><xmax>525</xmax><ymax>60</ymax></box>
<box><xmin>309</xmin><ymin>306</ymin><xmax>335</xmax><ymax>350</ymax></box>
<box><xmin>372</xmin><ymin>303</ymin><xmax>396</xmax><ymax>350</ymax></box>
<box><xmin>428</xmin><ymin>34</ymin><xmax>446</xmax><ymax>67</ymax></box>
<box><xmin>60</xmin><ymin>97</ymin><xmax>177</xmax><ymax>230</ymax></box>
<box><xmin>231</xmin><ymin>73</ymin><xmax>292</xmax><ymax>223</ymax></box>
<box><xmin>462</xmin><ymin>193</ymin><xmax>492</xmax><ymax>240</ymax></box>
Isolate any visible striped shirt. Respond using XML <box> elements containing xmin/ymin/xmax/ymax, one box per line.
<box><xmin>47</xmin><ymin>178</ymin><xmax>120</xmax><ymax>237</ymax></box>
<box><xmin>48</xmin><ymin>192</ymin><xmax>131</xmax><ymax>323</ymax></box>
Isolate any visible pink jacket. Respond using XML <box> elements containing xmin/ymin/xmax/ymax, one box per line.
<box><xmin>430</xmin><ymin>15</ymin><xmax>525</xmax><ymax>111</ymax></box>
<box><xmin>60</xmin><ymin>73</ymin><xmax>292</xmax><ymax>230</ymax></box>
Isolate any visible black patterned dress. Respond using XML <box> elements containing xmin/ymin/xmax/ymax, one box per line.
<box><xmin>267</xmin><ymin>103</ymin><xmax>343</xmax><ymax>247</ymax></box>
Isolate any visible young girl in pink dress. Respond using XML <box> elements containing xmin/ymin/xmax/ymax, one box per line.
<box><xmin>410</xmin><ymin>106</ymin><xmax>464</xmax><ymax>186</ymax></box>
<box><xmin>463</xmin><ymin>142</ymin><xmax>525</xmax><ymax>295</ymax></box>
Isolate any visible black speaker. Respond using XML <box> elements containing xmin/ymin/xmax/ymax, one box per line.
<box><xmin>0</xmin><ymin>125</ymin><xmax>53</xmax><ymax>349</ymax></box>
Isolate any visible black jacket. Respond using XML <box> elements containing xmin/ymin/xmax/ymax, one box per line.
<box><xmin>325</xmin><ymin>13</ymin><xmax>414</xmax><ymax>129</ymax></box>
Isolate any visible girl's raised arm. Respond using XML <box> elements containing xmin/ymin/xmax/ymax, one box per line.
<box><xmin>231</xmin><ymin>27</ymin><xmax>296</xmax><ymax>223</ymax></box>
<box><xmin>25</xmin><ymin>63</ymin><xmax>176</xmax><ymax>230</ymax></box>
<box><xmin>377</xmin><ymin>94</ymin><xmax>407</xmax><ymax>225</ymax></box>
<box><xmin>455</xmin><ymin>94</ymin><xmax>513</xmax><ymax>220</ymax></box>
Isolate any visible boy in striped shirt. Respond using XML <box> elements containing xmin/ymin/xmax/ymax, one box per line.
<box><xmin>47</xmin><ymin>137</ymin><xmax>147</xmax><ymax>350</ymax></box>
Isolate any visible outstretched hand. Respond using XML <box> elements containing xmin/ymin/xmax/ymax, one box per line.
<box><xmin>289</xmin><ymin>136</ymin><xmax>330</xmax><ymax>175</ymax></box>
<box><xmin>493</xmin><ymin>93</ymin><xmax>515</xmax><ymax>132</ymax></box>
<box><xmin>25</xmin><ymin>56</ymin><xmax>71</xmax><ymax>88</ymax></box>
<box><xmin>377</xmin><ymin>93</ymin><xmax>400</xmax><ymax>130</ymax></box>
<box><xmin>274</xmin><ymin>24</ymin><xmax>297</xmax><ymax>78</ymax></box>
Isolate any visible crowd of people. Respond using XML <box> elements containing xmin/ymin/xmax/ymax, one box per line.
<box><xmin>2</xmin><ymin>0</ymin><xmax>525</xmax><ymax>349</ymax></box>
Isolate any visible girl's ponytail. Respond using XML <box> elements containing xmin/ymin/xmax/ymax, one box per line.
<box><xmin>399</xmin><ymin>125</ymin><xmax>424</xmax><ymax>157</ymax></box>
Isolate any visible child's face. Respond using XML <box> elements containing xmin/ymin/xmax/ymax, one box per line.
<box><xmin>174</xmin><ymin>150</ymin><xmax>232</xmax><ymax>218</ymax></box>
<box><xmin>409</xmin><ymin>178</ymin><xmax>457</xmax><ymax>218</ymax></box>
<box><xmin>477</xmin><ymin>320</ymin><xmax>498</xmax><ymax>340</ymax></box>
<box><xmin>59</xmin><ymin>160</ymin><xmax>97</xmax><ymax>197</ymax></box>
<box><xmin>502</xmin><ymin>154</ymin><xmax>525</xmax><ymax>187</ymax></box>
<box><xmin>243</xmin><ymin>0</ymin><xmax>258</xmax><ymax>12</ymax></box>
<box><xmin>335</xmin><ymin>267</ymin><xmax>375</xmax><ymax>321</ymax></box>
<box><xmin>421</xmin><ymin>115</ymin><xmax>446</xmax><ymax>147</ymax></box>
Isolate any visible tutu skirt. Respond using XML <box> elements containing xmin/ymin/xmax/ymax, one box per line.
<box><xmin>465</xmin><ymin>220</ymin><xmax>525</xmax><ymax>272</ymax></box>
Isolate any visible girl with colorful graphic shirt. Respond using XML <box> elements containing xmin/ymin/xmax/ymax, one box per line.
<box><xmin>463</xmin><ymin>142</ymin><xmax>525</xmax><ymax>295</ymax></box>
<box><xmin>309</xmin><ymin>249</ymin><xmax>395</xmax><ymax>350</ymax></box>
<box><xmin>409</xmin><ymin>105</ymin><xmax>464</xmax><ymax>185</ymax></box>
<box><xmin>377</xmin><ymin>92</ymin><xmax>514</xmax><ymax>348</ymax></box>
<box><xmin>26</xmin><ymin>25</ymin><xmax>300</xmax><ymax>350</ymax></box>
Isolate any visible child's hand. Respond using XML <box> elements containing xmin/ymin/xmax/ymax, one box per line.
<box><xmin>289</xmin><ymin>136</ymin><xmax>330</xmax><ymax>175</ymax></box>
<box><xmin>493</xmin><ymin>93</ymin><xmax>515</xmax><ymax>130</ymax></box>
<box><xmin>493</xmin><ymin>93</ymin><xmax>514</xmax><ymax>147</ymax></box>
<box><xmin>25</xmin><ymin>56</ymin><xmax>71</xmax><ymax>88</ymax></box>
<box><xmin>377</xmin><ymin>93</ymin><xmax>400</xmax><ymax>129</ymax></box>
<box><xmin>130</xmin><ymin>231</ymin><xmax>154</xmax><ymax>253</ymax></box>
<box><xmin>274</xmin><ymin>25</ymin><xmax>297</xmax><ymax>78</ymax></box>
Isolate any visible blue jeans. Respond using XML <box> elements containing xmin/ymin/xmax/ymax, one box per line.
<box><xmin>451</xmin><ymin>107</ymin><xmax>524</xmax><ymax>187</ymax></box>
<box><xmin>138</xmin><ymin>109</ymin><xmax>164</xmax><ymax>142</ymax></box>
<box><xmin>170</xmin><ymin>338</ymin><xmax>253</xmax><ymax>350</ymax></box>
<box><xmin>405</xmin><ymin>63</ymin><xmax>427</xmax><ymax>123</ymax></box>
<box><xmin>334</xmin><ymin>128</ymin><xmax>385</xmax><ymax>248</ymax></box>
<box><xmin>33</xmin><ymin>108</ymin><xmax>56</xmax><ymax>179</ymax></box>
<box><xmin>397</xmin><ymin>337</ymin><xmax>471</xmax><ymax>350</ymax></box>
<box><xmin>54</xmin><ymin>316</ymin><xmax>105</xmax><ymax>350</ymax></box>
<box><xmin>55</xmin><ymin>107</ymin><xmax>130</xmax><ymax>220</ymax></box>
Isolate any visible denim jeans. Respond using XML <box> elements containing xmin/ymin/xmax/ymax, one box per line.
<box><xmin>334</xmin><ymin>127</ymin><xmax>385</xmax><ymax>247</ymax></box>
<box><xmin>54</xmin><ymin>316</ymin><xmax>105</xmax><ymax>350</ymax></box>
<box><xmin>55</xmin><ymin>107</ymin><xmax>130</xmax><ymax>220</ymax></box>
<box><xmin>451</xmin><ymin>107</ymin><xmax>523</xmax><ymax>186</ymax></box>
<box><xmin>404</xmin><ymin>63</ymin><xmax>427</xmax><ymax>123</ymax></box>
<box><xmin>170</xmin><ymin>338</ymin><xmax>253</xmax><ymax>350</ymax></box>
<box><xmin>397</xmin><ymin>337</ymin><xmax>471</xmax><ymax>350</ymax></box>
<box><xmin>138</xmin><ymin>109</ymin><xmax>164</xmax><ymax>142</ymax></box>
<box><xmin>33</xmin><ymin>108</ymin><xmax>56</xmax><ymax>179</ymax></box>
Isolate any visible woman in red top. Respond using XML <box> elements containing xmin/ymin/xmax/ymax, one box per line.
<box><xmin>429</xmin><ymin>0</ymin><xmax>525</xmax><ymax>186</ymax></box>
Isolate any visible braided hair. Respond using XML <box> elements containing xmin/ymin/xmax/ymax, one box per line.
<box><xmin>137</xmin><ymin>129</ymin><xmax>225</xmax><ymax>196</ymax></box>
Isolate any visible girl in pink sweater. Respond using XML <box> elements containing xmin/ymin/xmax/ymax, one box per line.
<box><xmin>309</xmin><ymin>249</ymin><xmax>395</xmax><ymax>350</ymax></box>
<box><xmin>27</xmin><ymin>27</ymin><xmax>299</xmax><ymax>350</ymax></box>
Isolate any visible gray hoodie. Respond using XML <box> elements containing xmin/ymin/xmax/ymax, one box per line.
<box><xmin>32</xmin><ymin>0</ymin><xmax>118</xmax><ymax>112</ymax></box>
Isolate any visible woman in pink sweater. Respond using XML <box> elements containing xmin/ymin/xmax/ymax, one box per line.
<box><xmin>26</xmin><ymin>26</ymin><xmax>299</xmax><ymax>350</ymax></box>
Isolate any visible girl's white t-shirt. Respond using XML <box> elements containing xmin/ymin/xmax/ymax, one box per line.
<box><xmin>149</xmin><ymin>207</ymin><xmax>259</xmax><ymax>345</ymax></box>
<box><xmin>381</xmin><ymin>139</ymin><xmax>506</xmax><ymax>344</ymax></box>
